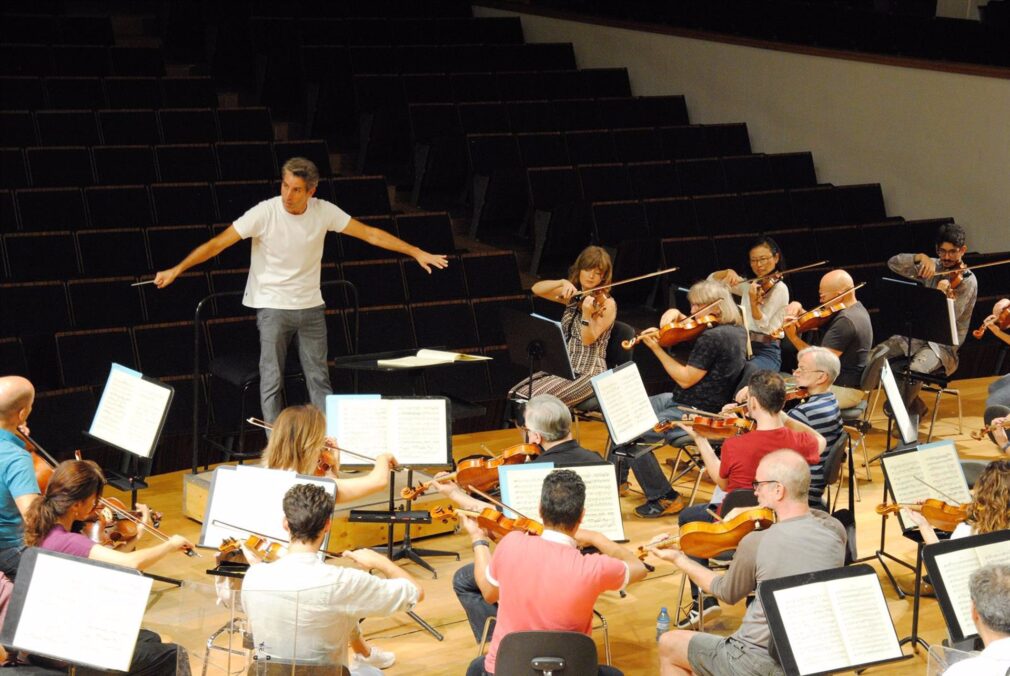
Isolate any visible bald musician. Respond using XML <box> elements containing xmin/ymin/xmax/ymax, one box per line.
<box><xmin>0</xmin><ymin>376</ymin><xmax>42</xmax><ymax>578</ymax></box>
<box><xmin>781</xmin><ymin>269</ymin><xmax>872</xmax><ymax>409</ymax></box>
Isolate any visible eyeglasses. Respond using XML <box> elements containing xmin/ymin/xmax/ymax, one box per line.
<box><xmin>793</xmin><ymin>367</ymin><xmax>825</xmax><ymax>375</ymax></box>
<box><xmin>936</xmin><ymin>246</ymin><xmax>961</xmax><ymax>257</ymax></box>
<box><xmin>752</xmin><ymin>479</ymin><xmax>781</xmax><ymax>491</ymax></box>
<box><xmin>749</xmin><ymin>256</ymin><xmax>774</xmax><ymax>265</ymax></box>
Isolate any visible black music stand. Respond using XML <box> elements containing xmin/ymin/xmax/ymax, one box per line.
<box><xmin>501</xmin><ymin>308</ymin><xmax>575</xmax><ymax>404</ymax></box>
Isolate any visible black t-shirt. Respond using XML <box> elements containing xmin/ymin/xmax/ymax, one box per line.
<box><xmin>819</xmin><ymin>301</ymin><xmax>872</xmax><ymax>388</ymax></box>
<box><xmin>532</xmin><ymin>440</ymin><xmax>602</xmax><ymax>465</ymax></box>
<box><xmin>669</xmin><ymin>324</ymin><xmax>747</xmax><ymax>412</ymax></box>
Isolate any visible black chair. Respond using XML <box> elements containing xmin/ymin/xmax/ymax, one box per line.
<box><xmin>217</xmin><ymin>107</ymin><xmax>274</xmax><ymax>141</ymax></box>
<box><xmin>35</xmin><ymin>109</ymin><xmax>100</xmax><ymax>146</ymax></box>
<box><xmin>16</xmin><ymin>187</ymin><xmax>87</xmax><ymax>232</ymax></box>
<box><xmin>151</xmin><ymin>182</ymin><xmax>217</xmax><ymax>225</ymax></box>
<box><xmin>92</xmin><ymin>145</ymin><xmax>158</xmax><ymax>185</ymax></box>
<box><xmin>85</xmin><ymin>185</ymin><xmax>153</xmax><ymax>229</ymax></box>
<box><xmin>156</xmin><ymin>143</ymin><xmax>218</xmax><ymax>182</ymax></box>
<box><xmin>493</xmin><ymin>631</ymin><xmax>607</xmax><ymax>676</ymax></box>
<box><xmin>216</xmin><ymin>141</ymin><xmax>277</xmax><ymax>181</ymax></box>
<box><xmin>658</xmin><ymin>125</ymin><xmax>710</xmax><ymax>160</ymax></box>
<box><xmin>25</xmin><ymin>146</ymin><xmax>94</xmax><ymax>187</ymax></box>
<box><xmin>67</xmin><ymin>277</ymin><xmax>145</xmax><ymax>329</ymax></box>
<box><xmin>395</xmin><ymin>212</ymin><xmax>456</xmax><ymax>258</ymax></box>
<box><xmin>97</xmin><ymin>109</ymin><xmax>161</xmax><ymax>145</ymax></box>
<box><xmin>330</xmin><ymin>176</ymin><xmax>391</xmax><ymax>216</ymax></box>
<box><xmin>159</xmin><ymin>108</ymin><xmax>219</xmax><ymax>144</ymax></box>
<box><xmin>812</xmin><ymin>430</ymin><xmax>851</xmax><ymax>511</ymax></box>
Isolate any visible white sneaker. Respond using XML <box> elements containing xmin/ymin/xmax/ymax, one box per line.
<box><xmin>354</xmin><ymin>645</ymin><xmax>396</xmax><ymax>670</ymax></box>
<box><xmin>676</xmin><ymin>601</ymin><xmax>721</xmax><ymax>629</ymax></box>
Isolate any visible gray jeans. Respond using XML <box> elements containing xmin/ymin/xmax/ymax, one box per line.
<box><xmin>256</xmin><ymin>306</ymin><xmax>331</xmax><ymax>422</ymax></box>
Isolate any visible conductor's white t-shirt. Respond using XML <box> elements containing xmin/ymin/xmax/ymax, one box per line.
<box><xmin>232</xmin><ymin>196</ymin><xmax>351</xmax><ymax>309</ymax></box>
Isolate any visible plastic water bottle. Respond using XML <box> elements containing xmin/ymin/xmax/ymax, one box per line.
<box><xmin>656</xmin><ymin>606</ymin><xmax>670</xmax><ymax>642</ymax></box>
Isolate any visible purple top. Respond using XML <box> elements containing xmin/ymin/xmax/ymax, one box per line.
<box><xmin>39</xmin><ymin>525</ymin><xmax>96</xmax><ymax>559</ymax></box>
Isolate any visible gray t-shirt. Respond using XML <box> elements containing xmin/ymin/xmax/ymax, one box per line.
<box><xmin>709</xmin><ymin>510</ymin><xmax>847</xmax><ymax>656</ymax></box>
<box><xmin>819</xmin><ymin>302</ymin><xmax>872</xmax><ymax>388</ymax></box>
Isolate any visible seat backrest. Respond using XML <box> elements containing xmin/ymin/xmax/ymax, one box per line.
<box><xmin>821</xmin><ymin>430</ymin><xmax>850</xmax><ymax>488</ymax></box>
<box><xmin>734</xmin><ymin>359</ymin><xmax>763</xmax><ymax>397</ymax></box>
<box><xmin>606</xmin><ymin>321</ymin><xmax>636</xmax><ymax>369</ymax></box>
<box><xmin>720</xmin><ymin>488</ymin><xmax>759</xmax><ymax>515</ymax></box>
<box><xmin>859</xmin><ymin>352</ymin><xmax>887</xmax><ymax>393</ymax></box>
<box><xmin>495</xmin><ymin>630</ymin><xmax>599</xmax><ymax>675</ymax></box>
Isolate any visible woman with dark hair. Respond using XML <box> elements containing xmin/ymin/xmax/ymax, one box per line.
<box><xmin>22</xmin><ymin>459</ymin><xmax>193</xmax><ymax>675</ymax></box>
<box><xmin>709</xmin><ymin>235</ymin><xmax>789</xmax><ymax>371</ymax></box>
<box><xmin>508</xmin><ymin>246</ymin><xmax>617</xmax><ymax>407</ymax></box>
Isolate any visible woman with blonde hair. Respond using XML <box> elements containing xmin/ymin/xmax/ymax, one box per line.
<box><xmin>909</xmin><ymin>459</ymin><xmax>1010</xmax><ymax>544</ymax></box>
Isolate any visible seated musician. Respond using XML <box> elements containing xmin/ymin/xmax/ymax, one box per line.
<box><xmin>0</xmin><ymin>376</ymin><xmax>41</xmax><ymax>579</ymax></box>
<box><xmin>622</xmin><ymin>280</ymin><xmax>747</xmax><ymax>519</ymax></box>
<box><xmin>781</xmin><ymin>269</ymin><xmax>872</xmax><ymax>409</ymax></box>
<box><xmin>708</xmin><ymin>235</ymin><xmax>790</xmax><ymax>371</ymax></box>
<box><xmin>649</xmin><ymin>450</ymin><xmax>846</xmax><ymax>676</ymax></box>
<box><xmin>871</xmin><ymin>222</ymin><xmax>977</xmax><ymax>419</ymax></box>
<box><xmin>979</xmin><ymin>298</ymin><xmax>1010</xmax><ymax>451</ymax></box>
<box><xmin>673</xmin><ymin>371</ymin><xmax>824</xmax><ymax>627</ymax></box>
<box><xmin>464</xmin><ymin>469</ymin><xmax>647</xmax><ymax>676</ymax></box>
<box><xmin>262</xmin><ymin>404</ymin><xmax>396</xmax><ymax>503</ymax></box>
<box><xmin>907</xmin><ymin>459</ymin><xmax>1010</xmax><ymax>545</ymax></box>
<box><xmin>508</xmin><ymin>246</ymin><xmax>617</xmax><ymax>408</ymax></box>
<box><xmin>433</xmin><ymin>394</ymin><xmax>601</xmax><ymax>644</ymax></box>
<box><xmin>22</xmin><ymin>459</ymin><xmax>194</xmax><ymax>675</ymax></box>
<box><xmin>242</xmin><ymin>483</ymin><xmax>423</xmax><ymax>674</ymax></box>
<box><xmin>943</xmin><ymin>564</ymin><xmax>1010</xmax><ymax>676</ymax></box>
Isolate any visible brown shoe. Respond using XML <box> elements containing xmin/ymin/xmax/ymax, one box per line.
<box><xmin>634</xmin><ymin>495</ymin><xmax>686</xmax><ymax>518</ymax></box>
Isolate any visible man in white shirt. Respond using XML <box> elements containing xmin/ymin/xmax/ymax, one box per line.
<box><xmin>242</xmin><ymin>483</ymin><xmax>423</xmax><ymax>672</ymax></box>
<box><xmin>944</xmin><ymin>563</ymin><xmax>1010</xmax><ymax>676</ymax></box>
<box><xmin>154</xmin><ymin>157</ymin><xmax>448</xmax><ymax>422</ymax></box>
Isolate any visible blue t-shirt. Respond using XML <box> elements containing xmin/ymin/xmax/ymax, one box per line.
<box><xmin>0</xmin><ymin>429</ymin><xmax>41</xmax><ymax>549</ymax></box>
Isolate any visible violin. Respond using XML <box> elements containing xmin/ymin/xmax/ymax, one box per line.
<box><xmin>930</xmin><ymin>257</ymin><xmax>1010</xmax><ymax>298</ymax></box>
<box><xmin>456</xmin><ymin>507</ymin><xmax>544</xmax><ymax>541</ymax></box>
<box><xmin>400</xmin><ymin>443</ymin><xmax>540</xmax><ymax>501</ymax></box>
<box><xmin>771</xmin><ymin>283</ymin><xmax>866</xmax><ymax>339</ymax></box>
<box><xmin>218</xmin><ymin>534</ymin><xmax>287</xmax><ymax>563</ymax></box>
<box><xmin>723</xmin><ymin>387</ymin><xmax>809</xmax><ymax>416</ymax></box>
<box><xmin>247</xmin><ymin>417</ymin><xmax>402</xmax><ymax>474</ymax></box>
<box><xmin>973</xmin><ymin>306</ymin><xmax>1010</xmax><ymax>339</ymax></box>
<box><xmin>78</xmin><ymin>496</ymin><xmax>163</xmax><ymax>551</ymax></box>
<box><xmin>14</xmin><ymin>426</ymin><xmax>53</xmax><ymax>493</ymax></box>
<box><xmin>875</xmin><ymin>499</ymin><xmax>970</xmax><ymax>532</ymax></box>
<box><xmin>654</xmin><ymin>413</ymin><xmax>755</xmax><ymax>439</ymax></box>
<box><xmin>744</xmin><ymin>261</ymin><xmax>827</xmax><ymax>304</ymax></box>
<box><xmin>638</xmin><ymin>507</ymin><xmax>775</xmax><ymax>560</ymax></box>
<box><xmin>622</xmin><ymin>300</ymin><xmax>722</xmax><ymax>350</ymax></box>
<box><xmin>970</xmin><ymin>418</ymin><xmax>1010</xmax><ymax>441</ymax></box>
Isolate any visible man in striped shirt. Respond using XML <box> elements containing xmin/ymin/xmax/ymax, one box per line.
<box><xmin>788</xmin><ymin>346</ymin><xmax>844</xmax><ymax>505</ymax></box>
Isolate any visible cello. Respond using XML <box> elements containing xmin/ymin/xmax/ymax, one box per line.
<box><xmin>14</xmin><ymin>425</ymin><xmax>53</xmax><ymax>493</ymax></box>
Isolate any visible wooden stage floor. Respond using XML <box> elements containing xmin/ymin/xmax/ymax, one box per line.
<box><xmin>126</xmin><ymin>376</ymin><xmax>1003</xmax><ymax>675</ymax></box>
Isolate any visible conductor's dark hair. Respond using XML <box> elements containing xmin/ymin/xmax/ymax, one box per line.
<box><xmin>748</xmin><ymin>370</ymin><xmax>787</xmax><ymax>414</ymax></box>
<box><xmin>283</xmin><ymin>483</ymin><xmax>332</xmax><ymax>543</ymax></box>
<box><xmin>539</xmin><ymin>469</ymin><xmax>585</xmax><ymax>531</ymax></box>
<box><xmin>936</xmin><ymin>222</ymin><xmax>966</xmax><ymax>249</ymax></box>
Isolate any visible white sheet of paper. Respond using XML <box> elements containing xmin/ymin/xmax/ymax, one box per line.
<box><xmin>882</xmin><ymin>441</ymin><xmax>971</xmax><ymax>520</ymax></box>
<box><xmin>933</xmin><ymin>540</ymin><xmax>1010</xmax><ymax>638</ymax></box>
<box><xmin>88</xmin><ymin>364</ymin><xmax>172</xmax><ymax>458</ymax></box>
<box><xmin>591</xmin><ymin>363</ymin><xmax>658</xmax><ymax>445</ymax></box>
<box><xmin>13</xmin><ymin>553</ymin><xmax>152</xmax><ymax>671</ymax></box>
<box><xmin>498</xmin><ymin>463</ymin><xmax>625</xmax><ymax>542</ymax></box>
<box><xmin>200</xmin><ymin>466</ymin><xmax>336</xmax><ymax>548</ymax></box>
<box><xmin>325</xmin><ymin>396</ymin><xmax>449</xmax><ymax>466</ymax></box>
<box><xmin>880</xmin><ymin>361</ymin><xmax>917</xmax><ymax>444</ymax></box>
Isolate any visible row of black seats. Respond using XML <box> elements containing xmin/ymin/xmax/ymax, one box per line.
<box><xmin>0</xmin><ymin>44</ymin><xmax>167</xmax><ymax>77</ymax></box>
<box><xmin>1</xmin><ymin>107</ymin><xmax>274</xmax><ymax>147</ymax></box>
<box><xmin>0</xmin><ymin>76</ymin><xmax>218</xmax><ymax>111</ymax></box>
<box><xmin>1</xmin><ymin>177</ymin><xmax>391</xmax><ymax>233</ymax></box>
<box><xmin>0</xmin><ymin>141</ymin><xmax>335</xmax><ymax>189</ymax></box>
<box><xmin>0</xmin><ymin>207</ymin><xmax>461</xmax><ymax>283</ymax></box>
<box><xmin>0</xmin><ymin>15</ymin><xmax>114</xmax><ymax>46</ymax></box>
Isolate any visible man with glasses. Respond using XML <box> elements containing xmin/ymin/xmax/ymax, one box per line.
<box><xmin>649</xmin><ymin>449</ymin><xmax>846</xmax><ymax>676</ymax></box>
<box><xmin>786</xmin><ymin>347</ymin><xmax>844</xmax><ymax>504</ymax></box>
<box><xmin>781</xmin><ymin>269</ymin><xmax>872</xmax><ymax>409</ymax></box>
<box><xmin>871</xmin><ymin>222</ymin><xmax>977</xmax><ymax>419</ymax></box>
<box><xmin>666</xmin><ymin>371</ymin><xmax>824</xmax><ymax>628</ymax></box>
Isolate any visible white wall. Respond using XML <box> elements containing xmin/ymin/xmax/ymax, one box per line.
<box><xmin>475</xmin><ymin>6</ymin><xmax>1010</xmax><ymax>254</ymax></box>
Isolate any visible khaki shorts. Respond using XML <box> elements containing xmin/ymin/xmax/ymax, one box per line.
<box><xmin>687</xmin><ymin>634</ymin><xmax>784</xmax><ymax>676</ymax></box>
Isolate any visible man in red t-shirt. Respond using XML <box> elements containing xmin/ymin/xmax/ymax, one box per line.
<box><xmin>462</xmin><ymin>469</ymin><xmax>648</xmax><ymax>676</ymax></box>
<box><xmin>671</xmin><ymin>370</ymin><xmax>824</xmax><ymax>628</ymax></box>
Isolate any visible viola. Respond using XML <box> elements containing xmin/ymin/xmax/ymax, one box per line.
<box><xmin>654</xmin><ymin>414</ymin><xmax>755</xmax><ymax>439</ymax></box>
<box><xmin>723</xmin><ymin>387</ymin><xmax>809</xmax><ymax>416</ymax></box>
<box><xmin>14</xmin><ymin>426</ymin><xmax>53</xmax><ymax>493</ymax></box>
<box><xmin>456</xmin><ymin>507</ymin><xmax>544</xmax><ymax>541</ymax></box>
<box><xmin>970</xmin><ymin>418</ymin><xmax>1010</xmax><ymax>441</ymax></box>
<box><xmin>771</xmin><ymin>283</ymin><xmax>866</xmax><ymax>339</ymax></box>
<box><xmin>875</xmin><ymin>499</ymin><xmax>970</xmax><ymax>532</ymax></box>
<box><xmin>972</xmin><ymin>306</ymin><xmax>1010</xmax><ymax>339</ymax></box>
<box><xmin>400</xmin><ymin>443</ymin><xmax>540</xmax><ymax>501</ymax></box>
<box><xmin>218</xmin><ymin>534</ymin><xmax>286</xmax><ymax>563</ymax></box>
<box><xmin>622</xmin><ymin>300</ymin><xmax>723</xmax><ymax>350</ymax></box>
<box><xmin>742</xmin><ymin>261</ymin><xmax>828</xmax><ymax>304</ymax></box>
<box><xmin>247</xmin><ymin>417</ymin><xmax>402</xmax><ymax>474</ymax></box>
<box><xmin>638</xmin><ymin>507</ymin><xmax>776</xmax><ymax>560</ymax></box>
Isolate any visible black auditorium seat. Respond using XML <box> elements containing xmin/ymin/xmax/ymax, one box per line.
<box><xmin>216</xmin><ymin>141</ymin><xmax>277</xmax><ymax>181</ymax></box>
<box><xmin>692</xmin><ymin>193</ymin><xmax>749</xmax><ymax>235</ymax></box>
<box><xmin>55</xmin><ymin>327</ymin><xmax>137</xmax><ymax>388</ymax></box>
<box><xmin>767</xmin><ymin>152</ymin><xmax>817</xmax><ymax>189</ymax></box>
<box><xmin>517</xmin><ymin>132</ymin><xmax>569</xmax><ymax>168</ymax></box>
<box><xmin>705</xmin><ymin>122</ymin><xmax>751</xmax><ymax>156</ymax></box>
<box><xmin>506</xmin><ymin>100</ymin><xmax>556</xmax><ymax>133</ymax></box>
<box><xmin>552</xmin><ymin>99</ymin><xmax>603</xmax><ymax>131</ymax></box>
<box><xmin>643</xmin><ymin>196</ymin><xmax>699</xmax><ymax>238</ymax></box>
<box><xmin>461</xmin><ymin>251</ymin><xmax>524</xmax><ymax>299</ymax></box>
<box><xmin>155</xmin><ymin>144</ymin><xmax>218</xmax><ymax>182</ymax></box>
<box><xmin>578</xmin><ymin>163</ymin><xmax>631</xmax><ymax>203</ymax></box>
<box><xmin>0</xmin><ymin>111</ymin><xmax>38</xmax><ymax>147</ymax></box>
<box><xmin>25</xmin><ymin>146</ymin><xmax>94</xmax><ymax>186</ymax></box>
<box><xmin>658</xmin><ymin>125</ymin><xmax>711</xmax><ymax>160</ymax></box>
<box><xmin>564</xmin><ymin>130</ymin><xmax>616</xmax><ymax>165</ymax></box>
<box><xmin>739</xmin><ymin>189</ymin><xmax>794</xmax><ymax>232</ymax></box>
<box><xmin>612</xmin><ymin>127</ymin><xmax>664</xmax><ymax>163</ymax></box>
<box><xmin>92</xmin><ymin>145</ymin><xmax>159</xmax><ymax>185</ymax></box>
<box><xmin>140</xmin><ymin>271</ymin><xmax>211</xmax><ymax>324</ymax></box>
<box><xmin>77</xmin><ymin>228</ymin><xmax>150</xmax><ymax>277</ymax></box>
<box><xmin>217</xmin><ymin>107</ymin><xmax>274</xmax><ymax>142</ymax></box>
<box><xmin>159</xmin><ymin>108</ymin><xmax>219</xmax><ymax>144</ymax></box>
<box><xmin>410</xmin><ymin>300</ymin><xmax>480</xmax><ymax>351</ymax></box>
<box><xmin>67</xmin><ymin>277</ymin><xmax>145</xmax><ymax>329</ymax></box>
<box><xmin>104</xmin><ymin>76</ymin><xmax>162</xmax><ymax>109</ymax></box>
<box><xmin>0</xmin><ymin>77</ymin><xmax>46</xmax><ymax>110</ymax></box>
<box><xmin>0</xmin><ymin>281</ymin><xmax>73</xmax><ymax>336</ymax></box>
<box><xmin>591</xmin><ymin>200</ymin><xmax>648</xmax><ymax>247</ymax></box>
<box><xmin>330</xmin><ymin>176</ymin><xmax>392</xmax><ymax>217</ymax></box>
<box><xmin>15</xmin><ymin>187</ymin><xmax>87</xmax><ymax>232</ymax></box>
<box><xmin>467</xmin><ymin>133</ymin><xmax>527</xmax><ymax>234</ymax></box>
<box><xmin>402</xmin><ymin>255</ymin><xmax>466</xmax><ymax>303</ymax></box>
<box><xmin>340</xmin><ymin>216</ymin><xmax>398</xmax><ymax>262</ymax></box>
<box><xmin>394</xmin><ymin>212</ymin><xmax>456</xmax><ymax>257</ymax></box>
<box><xmin>675</xmin><ymin>158</ymin><xmax>726</xmax><ymax>196</ymax></box>
<box><xmin>340</xmin><ymin>260</ymin><xmax>407</xmax><ymax>307</ymax></box>
<box><xmin>3</xmin><ymin>231</ymin><xmax>79</xmax><ymax>282</ymax></box>
<box><xmin>472</xmin><ymin>295</ymin><xmax>531</xmax><ymax>348</ymax></box>
<box><xmin>162</xmin><ymin>76</ymin><xmax>217</xmax><ymax>108</ymax></box>
<box><xmin>35</xmin><ymin>109</ymin><xmax>100</xmax><ymax>146</ymax></box>
<box><xmin>109</xmin><ymin>46</ymin><xmax>165</xmax><ymax>76</ymax></box>
<box><xmin>214</xmin><ymin>180</ymin><xmax>275</xmax><ymax>223</ymax></box>
<box><xmin>97</xmin><ymin>109</ymin><xmax>161</xmax><ymax>145</ymax></box>
<box><xmin>1</xmin><ymin>149</ymin><xmax>29</xmax><ymax>189</ymax></box>
<box><xmin>627</xmin><ymin>161</ymin><xmax>680</xmax><ymax>199</ymax></box>
<box><xmin>85</xmin><ymin>185</ymin><xmax>153</xmax><ymax>229</ymax></box>
<box><xmin>722</xmin><ymin>154</ymin><xmax>773</xmax><ymax>192</ymax></box>
<box><xmin>150</xmin><ymin>182</ymin><xmax>217</xmax><ymax>226</ymax></box>
<box><xmin>134</xmin><ymin>321</ymin><xmax>196</xmax><ymax>378</ymax></box>
<box><xmin>146</xmin><ymin>224</ymin><xmax>212</xmax><ymax>272</ymax></box>
<box><xmin>273</xmin><ymin>140</ymin><xmax>332</xmax><ymax>177</ymax></box>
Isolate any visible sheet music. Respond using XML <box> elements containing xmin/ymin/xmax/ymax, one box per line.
<box><xmin>591</xmin><ymin>363</ymin><xmax>659</xmax><ymax>445</ymax></box>
<box><xmin>882</xmin><ymin>441</ymin><xmax>971</xmax><ymax>510</ymax></box>
<box><xmin>933</xmin><ymin>540</ymin><xmax>1010</xmax><ymax>638</ymax></box>
<box><xmin>13</xmin><ymin>553</ymin><xmax>152</xmax><ymax>670</ymax></box>
<box><xmin>773</xmin><ymin>573</ymin><xmax>901</xmax><ymax>674</ymax></box>
<box><xmin>499</xmin><ymin>463</ymin><xmax>625</xmax><ymax>541</ymax></box>
<box><xmin>88</xmin><ymin>364</ymin><xmax>172</xmax><ymax>458</ymax></box>
<box><xmin>325</xmin><ymin>396</ymin><xmax>449</xmax><ymax>466</ymax></box>
<box><xmin>199</xmin><ymin>466</ymin><xmax>337</xmax><ymax>548</ymax></box>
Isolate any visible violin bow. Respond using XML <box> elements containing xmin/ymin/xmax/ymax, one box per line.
<box><xmin>246</xmin><ymin>417</ymin><xmax>403</xmax><ymax>471</ymax></box>
<box><xmin>742</xmin><ymin>260</ymin><xmax>829</xmax><ymax>285</ymax></box>
<box><xmin>929</xmin><ymin>257</ymin><xmax>1010</xmax><ymax>277</ymax></box>
<box><xmin>911</xmin><ymin>476</ymin><xmax>962</xmax><ymax>506</ymax></box>
<box><xmin>468</xmin><ymin>486</ymin><xmax>538</xmax><ymax>523</ymax></box>
<box><xmin>212</xmin><ymin>519</ymin><xmax>343</xmax><ymax>560</ymax></box>
<box><xmin>569</xmin><ymin>266</ymin><xmax>680</xmax><ymax>299</ymax></box>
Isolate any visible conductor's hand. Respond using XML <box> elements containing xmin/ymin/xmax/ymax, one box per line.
<box><xmin>154</xmin><ymin>267</ymin><xmax>181</xmax><ymax>289</ymax></box>
<box><xmin>413</xmin><ymin>250</ymin><xmax>448</xmax><ymax>274</ymax></box>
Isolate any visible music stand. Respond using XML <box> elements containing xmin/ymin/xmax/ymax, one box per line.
<box><xmin>501</xmin><ymin>308</ymin><xmax>576</xmax><ymax>403</ymax></box>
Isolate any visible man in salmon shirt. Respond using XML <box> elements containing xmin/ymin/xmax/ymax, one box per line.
<box><xmin>671</xmin><ymin>370</ymin><xmax>824</xmax><ymax>628</ymax></box>
<box><xmin>462</xmin><ymin>469</ymin><xmax>648</xmax><ymax>675</ymax></box>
